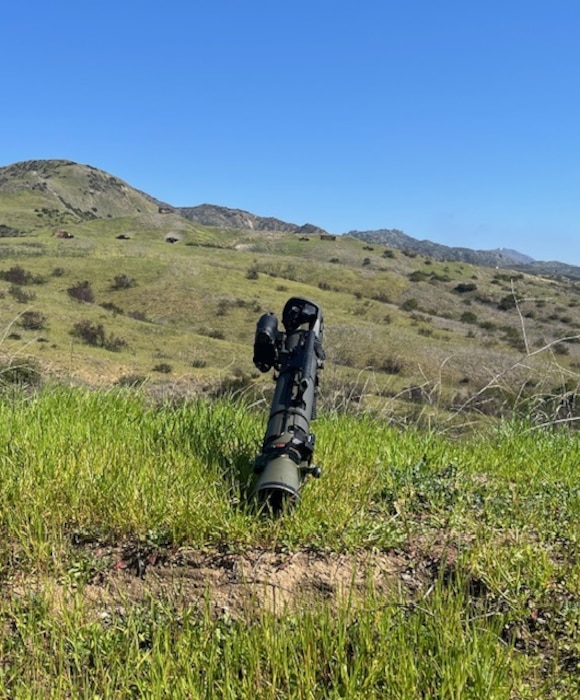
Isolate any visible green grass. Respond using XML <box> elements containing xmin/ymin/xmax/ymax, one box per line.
<box><xmin>2</xmin><ymin>165</ymin><xmax>580</xmax><ymax>695</ymax></box>
<box><xmin>0</xmin><ymin>214</ymin><xmax>579</xmax><ymax>427</ymax></box>
<box><xmin>0</xmin><ymin>386</ymin><xmax>578</xmax><ymax>696</ymax></box>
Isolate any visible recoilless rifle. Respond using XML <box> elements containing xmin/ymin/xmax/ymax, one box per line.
<box><xmin>251</xmin><ymin>297</ymin><xmax>325</xmax><ymax>512</ymax></box>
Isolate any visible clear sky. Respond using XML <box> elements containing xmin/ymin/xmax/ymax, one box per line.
<box><xmin>2</xmin><ymin>1</ymin><xmax>579</xmax><ymax>265</ymax></box>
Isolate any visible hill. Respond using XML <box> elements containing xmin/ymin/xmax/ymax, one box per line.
<box><xmin>0</xmin><ymin>159</ymin><xmax>158</xmax><ymax>226</ymax></box>
<box><xmin>176</xmin><ymin>203</ymin><xmax>327</xmax><ymax>235</ymax></box>
<box><xmin>347</xmin><ymin>228</ymin><xmax>580</xmax><ymax>278</ymax></box>
<box><xmin>0</xmin><ymin>158</ymin><xmax>579</xmax><ymax>426</ymax></box>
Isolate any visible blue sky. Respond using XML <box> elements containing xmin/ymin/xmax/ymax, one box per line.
<box><xmin>2</xmin><ymin>1</ymin><xmax>579</xmax><ymax>265</ymax></box>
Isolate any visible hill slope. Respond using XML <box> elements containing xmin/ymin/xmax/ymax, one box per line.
<box><xmin>0</xmin><ymin>160</ymin><xmax>159</xmax><ymax>227</ymax></box>
<box><xmin>0</xmin><ymin>158</ymin><xmax>579</xmax><ymax>425</ymax></box>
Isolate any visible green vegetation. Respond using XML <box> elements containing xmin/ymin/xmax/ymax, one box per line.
<box><xmin>1</xmin><ymin>166</ymin><xmax>580</xmax><ymax>425</ymax></box>
<box><xmin>1</xmin><ymin>159</ymin><xmax>580</xmax><ymax>696</ymax></box>
<box><xmin>0</xmin><ymin>387</ymin><xmax>577</xmax><ymax>696</ymax></box>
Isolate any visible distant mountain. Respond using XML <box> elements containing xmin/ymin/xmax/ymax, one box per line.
<box><xmin>1</xmin><ymin>159</ymin><xmax>579</xmax><ymax>279</ymax></box>
<box><xmin>175</xmin><ymin>204</ymin><xmax>327</xmax><ymax>235</ymax></box>
<box><xmin>345</xmin><ymin>228</ymin><xmax>534</xmax><ymax>267</ymax></box>
<box><xmin>491</xmin><ymin>248</ymin><xmax>535</xmax><ymax>265</ymax></box>
<box><xmin>346</xmin><ymin>228</ymin><xmax>580</xmax><ymax>278</ymax></box>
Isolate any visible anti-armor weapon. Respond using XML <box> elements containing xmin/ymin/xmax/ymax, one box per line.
<box><xmin>252</xmin><ymin>297</ymin><xmax>325</xmax><ymax>512</ymax></box>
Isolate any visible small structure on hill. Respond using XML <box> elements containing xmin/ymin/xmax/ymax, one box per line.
<box><xmin>320</xmin><ymin>234</ymin><xmax>336</xmax><ymax>241</ymax></box>
<box><xmin>165</xmin><ymin>232</ymin><xmax>184</xmax><ymax>244</ymax></box>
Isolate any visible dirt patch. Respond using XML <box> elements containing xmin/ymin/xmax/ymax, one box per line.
<box><xmin>83</xmin><ymin>546</ymin><xmax>424</xmax><ymax>617</ymax></box>
<box><xmin>9</xmin><ymin>543</ymin><xmax>441</xmax><ymax>619</ymax></box>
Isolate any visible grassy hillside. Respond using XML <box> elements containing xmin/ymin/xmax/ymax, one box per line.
<box><xmin>2</xmin><ymin>158</ymin><xmax>579</xmax><ymax>429</ymax></box>
<box><xmin>0</xmin><ymin>217</ymin><xmax>579</xmax><ymax>428</ymax></box>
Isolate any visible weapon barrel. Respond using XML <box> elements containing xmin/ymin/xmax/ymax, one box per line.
<box><xmin>251</xmin><ymin>298</ymin><xmax>324</xmax><ymax>513</ymax></box>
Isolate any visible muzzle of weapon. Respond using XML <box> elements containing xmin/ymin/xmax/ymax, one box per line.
<box><xmin>251</xmin><ymin>297</ymin><xmax>324</xmax><ymax>514</ymax></box>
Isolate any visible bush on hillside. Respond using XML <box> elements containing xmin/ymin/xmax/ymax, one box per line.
<box><xmin>8</xmin><ymin>286</ymin><xmax>36</xmax><ymax>303</ymax></box>
<box><xmin>67</xmin><ymin>281</ymin><xmax>95</xmax><ymax>303</ymax></box>
<box><xmin>460</xmin><ymin>311</ymin><xmax>478</xmax><ymax>324</ymax></box>
<box><xmin>454</xmin><ymin>282</ymin><xmax>478</xmax><ymax>293</ymax></box>
<box><xmin>498</xmin><ymin>294</ymin><xmax>517</xmax><ymax>311</ymax></box>
<box><xmin>17</xmin><ymin>311</ymin><xmax>47</xmax><ymax>330</ymax></box>
<box><xmin>401</xmin><ymin>298</ymin><xmax>419</xmax><ymax>312</ymax></box>
<box><xmin>0</xmin><ymin>265</ymin><xmax>33</xmax><ymax>285</ymax></box>
<box><xmin>71</xmin><ymin>320</ymin><xmax>127</xmax><ymax>352</ymax></box>
<box><xmin>110</xmin><ymin>274</ymin><xmax>136</xmax><ymax>290</ymax></box>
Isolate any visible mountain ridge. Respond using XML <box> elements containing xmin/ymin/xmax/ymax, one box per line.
<box><xmin>1</xmin><ymin>158</ymin><xmax>578</xmax><ymax>278</ymax></box>
<box><xmin>345</xmin><ymin>228</ymin><xmax>537</xmax><ymax>269</ymax></box>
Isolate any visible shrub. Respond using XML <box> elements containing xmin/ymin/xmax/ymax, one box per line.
<box><xmin>110</xmin><ymin>273</ymin><xmax>136</xmax><ymax>290</ymax></box>
<box><xmin>460</xmin><ymin>311</ymin><xmax>478</xmax><ymax>324</ymax></box>
<box><xmin>0</xmin><ymin>265</ymin><xmax>32</xmax><ymax>285</ymax></box>
<box><xmin>71</xmin><ymin>320</ymin><xmax>127</xmax><ymax>351</ymax></box>
<box><xmin>382</xmin><ymin>249</ymin><xmax>395</xmax><ymax>259</ymax></box>
<box><xmin>71</xmin><ymin>320</ymin><xmax>106</xmax><ymax>346</ymax></box>
<box><xmin>52</xmin><ymin>267</ymin><xmax>65</xmax><ymax>277</ymax></box>
<box><xmin>430</xmin><ymin>273</ymin><xmax>451</xmax><ymax>282</ymax></box>
<box><xmin>401</xmin><ymin>298</ymin><xmax>419</xmax><ymax>312</ymax></box>
<box><xmin>454</xmin><ymin>282</ymin><xmax>477</xmax><ymax>293</ymax></box>
<box><xmin>100</xmin><ymin>302</ymin><xmax>124</xmax><ymax>315</ymax></box>
<box><xmin>554</xmin><ymin>343</ymin><xmax>570</xmax><ymax>356</ymax></box>
<box><xmin>0</xmin><ymin>225</ymin><xmax>22</xmax><ymax>238</ymax></box>
<box><xmin>152</xmin><ymin>363</ymin><xmax>172</xmax><ymax>373</ymax></box>
<box><xmin>408</xmin><ymin>270</ymin><xmax>429</xmax><ymax>282</ymax></box>
<box><xmin>9</xmin><ymin>286</ymin><xmax>36</xmax><ymax>303</ymax></box>
<box><xmin>246</xmin><ymin>266</ymin><xmax>259</xmax><ymax>280</ymax></box>
<box><xmin>18</xmin><ymin>311</ymin><xmax>46</xmax><ymax>330</ymax></box>
<box><xmin>67</xmin><ymin>281</ymin><xmax>94</xmax><ymax>303</ymax></box>
<box><xmin>105</xmin><ymin>335</ymin><xmax>128</xmax><ymax>352</ymax></box>
<box><xmin>498</xmin><ymin>295</ymin><xmax>517</xmax><ymax>311</ymax></box>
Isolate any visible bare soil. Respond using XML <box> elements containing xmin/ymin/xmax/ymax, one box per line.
<box><xmin>9</xmin><ymin>541</ymin><xmax>454</xmax><ymax>619</ymax></box>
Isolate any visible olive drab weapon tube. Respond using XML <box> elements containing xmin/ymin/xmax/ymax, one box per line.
<box><xmin>251</xmin><ymin>297</ymin><xmax>325</xmax><ymax>512</ymax></box>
